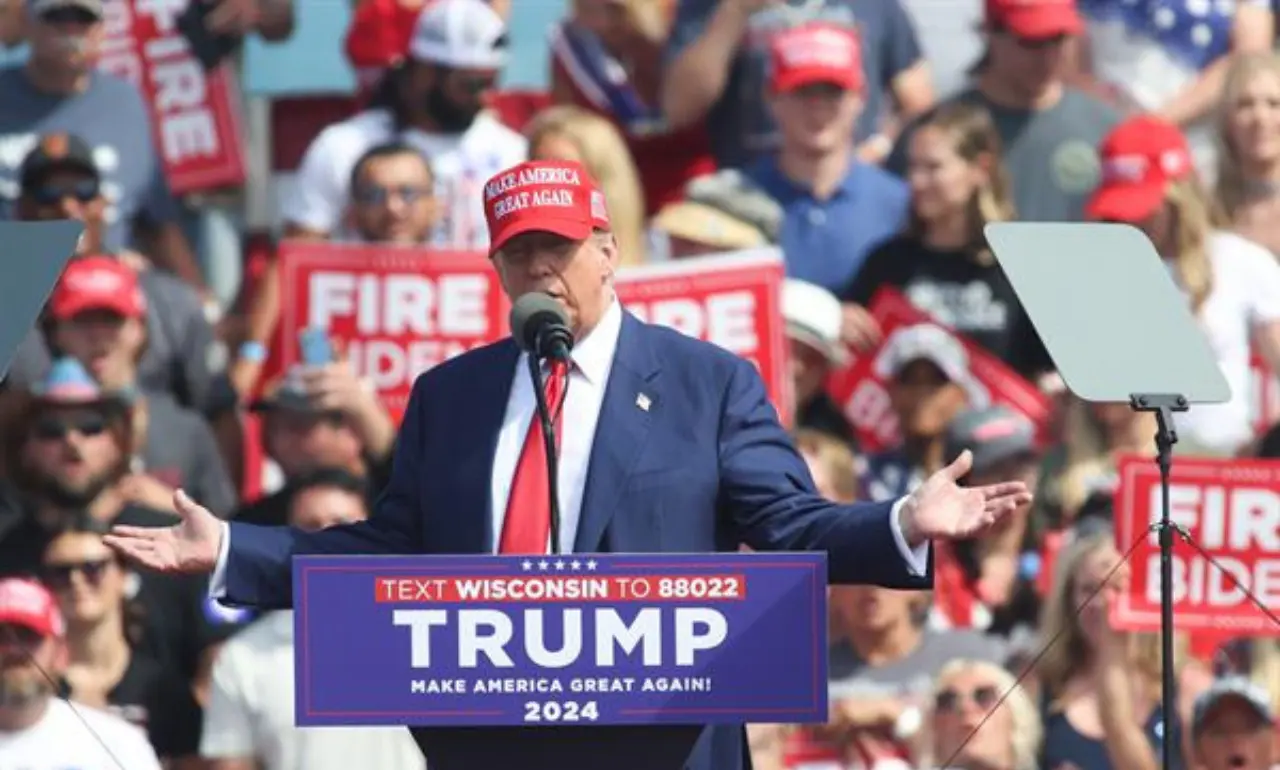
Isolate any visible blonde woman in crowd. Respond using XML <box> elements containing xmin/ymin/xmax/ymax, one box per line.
<box><xmin>1086</xmin><ymin>114</ymin><xmax>1280</xmax><ymax>456</ymax></box>
<box><xmin>922</xmin><ymin>659</ymin><xmax>1041</xmax><ymax>770</ymax></box>
<box><xmin>1215</xmin><ymin>52</ymin><xmax>1280</xmax><ymax>256</ymax></box>
<box><xmin>525</xmin><ymin>105</ymin><xmax>649</xmax><ymax>266</ymax></box>
<box><xmin>1036</xmin><ymin>532</ymin><xmax>1206</xmax><ymax>770</ymax></box>
<box><xmin>1035</xmin><ymin>398</ymin><xmax>1155</xmax><ymax>529</ymax></box>
<box><xmin>841</xmin><ymin>102</ymin><xmax>1048</xmax><ymax>379</ymax></box>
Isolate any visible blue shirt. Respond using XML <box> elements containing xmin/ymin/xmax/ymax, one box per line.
<box><xmin>667</xmin><ymin>0</ymin><xmax>923</xmax><ymax>169</ymax></box>
<box><xmin>745</xmin><ymin>156</ymin><xmax>909</xmax><ymax>293</ymax></box>
<box><xmin>0</xmin><ymin>67</ymin><xmax>180</xmax><ymax>251</ymax></box>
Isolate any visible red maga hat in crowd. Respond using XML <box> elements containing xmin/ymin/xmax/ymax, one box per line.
<box><xmin>1086</xmin><ymin>114</ymin><xmax>1194</xmax><ymax>224</ymax></box>
<box><xmin>48</xmin><ymin>256</ymin><xmax>146</xmax><ymax>321</ymax></box>
<box><xmin>986</xmin><ymin>0</ymin><xmax>1082</xmax><ymax>39</ymax></box>
<box><xmin>769</xmin><ymin>23</ymin><xmax>863</xmax><ymax>94</ymax></box>
<box><xmin>482</xmin><ymin>160</ymin><xmax>611</xmax><ymax>255</ymax></box>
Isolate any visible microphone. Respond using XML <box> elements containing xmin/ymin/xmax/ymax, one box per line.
<box><xmin>508</xmin><ymin>293</ymin><xmax>570</xmax><ymax>555</ymax></box>
<box><xmin>509</xmin><ymin>292</ymin><xmax>574</xmax><ymax>362</ymax></box>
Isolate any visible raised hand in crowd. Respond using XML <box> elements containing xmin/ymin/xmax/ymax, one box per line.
<box><xmin>296</xmin><ymin>353</ymin><xmax>396</xmax><ymax>460</ymax></box>
<box><xmin>841</xmin><ymin>303</ymin><xmax>883</xmax><ymax>353</ymax></box>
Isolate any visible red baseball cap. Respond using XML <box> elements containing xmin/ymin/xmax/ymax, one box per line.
<box><xmin>1086</xmin><ymin>115</ymin><xmax>1194</xmax><ymax>223</ymax></box>
<box><xmin>986</xmin><ymin>0</ymin><xmax>1082</xmax><ymax>39</ymax></box>
<box><xmin>0</xmin><ymin>578</ymin><xmax>64</xmax><ymax>639</ymax></box>
<box><xmin>770</xmin><ymin>23</ymin><xmax>863</xmax><ymax>93</ymax></box>
<box><xmin>483</xmin><ymin>160</ymin><xmax>611</xmax><ymax>255</ymax></box>
<box><xmin>48</xmin><ymin>256</ymin><xmax>147</xmax><ymax>321</ymax></box>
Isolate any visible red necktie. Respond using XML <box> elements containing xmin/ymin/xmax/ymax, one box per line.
<box><xmin>499</xmin><ymin>359</ymin><xmax>570</xmax><ymax>554</ymax></box>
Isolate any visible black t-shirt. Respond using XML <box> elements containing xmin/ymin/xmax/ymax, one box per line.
<box><xmin>0</xmin><ymin>501</ymin><xmax>207</xmax><ymax>680</ymax></box>
<box><xmin>842</xmin><ymin>234</ymin><xmax>1051</xmax><ymax>378</ymax></box>
<box><xmin>61</xmin><ymin>652</ymin><xmax>202</xmax><ymax>759</ymax></box>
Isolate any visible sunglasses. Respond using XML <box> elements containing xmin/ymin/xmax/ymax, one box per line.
<box><xmin>32</xmin><ymin>414</ymin><xmax>108</xmax><ymax>441</ymax></box>
<box><xmin>43</xmin><ymin>557</ymin><xmax>114</xmax><ymax>590</ymax></box>
<box><xmin>39</xmin><ymin>7</ymin><xmax>100</xmax><ymax>25</ymax></box>
<box><xmin>30</xmin><ymin>180</ymin><xmax>99</xmax><ymax>206</ymax></box>
<box><xmin>352</xmin><ymin>185</ymin><xmax>433</xmax><ymax>206</ymax></box>
<box><xmin>935</xmin><ymin>685</ymin><xmax>1001</xmax><ymax>713</ymax></box>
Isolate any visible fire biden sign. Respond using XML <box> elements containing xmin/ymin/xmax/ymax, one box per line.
<box><xmin>292</xmin><ymin>553</ymin><xmax>828</xmax><ymax>726</ymax></box>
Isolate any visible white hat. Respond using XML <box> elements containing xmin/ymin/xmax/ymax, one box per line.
<box><xmin>782</xmin><ymin>279</ymin><xmax>848</xmax><ymax>366</ymax></box>
<box><xmin>409</xmin><ymin>0</ymin><xmax>508</xmax><ymax>70</ymax></box>
<box><xmin>874</xmin><ymin>323</ymin><xmax>990</xmax><ymax>407</ymax></box>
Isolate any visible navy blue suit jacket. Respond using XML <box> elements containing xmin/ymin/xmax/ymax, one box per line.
<box><xmin>224</xmin><ymin>311</ymin><xmax>931</xmax><ymax>770</ymax></box>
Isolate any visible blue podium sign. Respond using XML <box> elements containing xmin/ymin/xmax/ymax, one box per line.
<box><xmin>293</xmin><ymin>552</ymin><xmax>828</xmax><ymax>727</ymax></box>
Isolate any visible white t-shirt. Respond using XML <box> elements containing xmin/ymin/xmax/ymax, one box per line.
<box><xmin>0</xmin><ymin>698</ymin><xmax>162</xmax><ymax>769</ymax></box>
<box><xmin>200</xmin><ymin>611</ymin><xmax>426</xmax><ymax>770</ymax></box>
<box><xmin>1178</xmin><ymin>231</ymin><xmax>1280</xmax><ymax>453</ymax></box>
<box><xmin>281</xmin><ymin>108</ymin><xmax>527</xmax><ymax>250</ymax></box>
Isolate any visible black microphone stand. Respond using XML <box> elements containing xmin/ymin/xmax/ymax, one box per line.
<box><xmin>527</xmin><ymin>347</ymin><xmax>564</xmax><ymax>557</ymax></box>
<box><xmin>1129</xmin><ymin>392</ymin><xmax>1188</xmax><ymax>770</ymax></box>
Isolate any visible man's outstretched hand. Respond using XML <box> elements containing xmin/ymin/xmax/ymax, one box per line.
<box><xmin>104</xmin><ymin>490</ymin><xmax>222</xmax><ymax>575</ymax></box>
<box><xmin>899</xmin><ymin>450</ymin><xmax>1033</xmax><ymax>547</ymax></box>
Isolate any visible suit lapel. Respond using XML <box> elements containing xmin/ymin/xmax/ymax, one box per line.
<box><xmin>575</xmin><ymin>313</ymin><xmax>661</xmax><ymax>552</ymax></box>
<box><xmin>449</xmin><ymin>341</ymin><xmax>519</xmax><ymax>554</ymax></box>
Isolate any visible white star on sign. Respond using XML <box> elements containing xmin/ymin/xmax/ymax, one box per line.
<box><xmin>538</xmin><ymin>560</ymin><xmax>550</xmax><ymax>571</ymax></box>
<box><xmin>521</xmin><ymin>560</ymin><xmax>533</xmax><ymax>571</ymax></box>
<box><xmin>586</xmin><ymin>559</ymin><xmax>598</xmax><ymax>571</ymax></box>
<box><xmin>570</xmin><ymin>560</ymin><xmax>582</xmax><ymax>570</ymax></box>
<box><xmin>555</xmin><ymin>560</ymin><xmax>566</xmax><ymax>571</ymax></box>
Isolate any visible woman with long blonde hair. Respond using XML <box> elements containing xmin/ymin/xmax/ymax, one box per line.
<box><xmin>840</xmin><ymin>102</ymin><xmax>1049</xmax><ymax>378</ymax></box>
<box><xmin>1037</xmin><ymin>532</ymin><xmax>1203</xmax><ymax>770</ymax></box>
<box><xmin>1086</xmin><ymin>114</ymin><xmax>1280</xmax><ymax>456</ymax></box>
<box><xmin>1214</xmin><ymin>52</ymin><xmax>1280</xmax><ymax>255</ymax></box>
<box><xmin>525</xmin><ymin>105</ymin><xmax>649</xmax><ymax>266</ymax></box>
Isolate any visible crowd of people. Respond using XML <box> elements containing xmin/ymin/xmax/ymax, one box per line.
<box><xmin>0</xmin><ymin>0</ymin><xmax>1276</xmax><ymax>768</ymax></box>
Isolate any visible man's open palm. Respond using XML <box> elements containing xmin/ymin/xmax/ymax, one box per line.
<box><xmin>104</xmin><ymin>490</ymin><xmax>222</xmax><ymax>575</ymax></box>
<box><xmin>905</xmin><ymin>450</ymin><xmax>1032</xmax><ymax>543</ymax></box>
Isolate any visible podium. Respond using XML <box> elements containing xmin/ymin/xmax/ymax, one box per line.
<box><xmin>292</xmin><ymin>552</ymin><xmax>829</xmax><ymax>770</ymax></box>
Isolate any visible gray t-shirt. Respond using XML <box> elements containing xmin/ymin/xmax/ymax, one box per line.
<box><xmin>667</xmin><ymin>0</ymin><xmax>923</xmax><ymax>169</ymax></box>
<box><xmin>140</xmin><ymin>393</ymin><xmax>236</xmax><ymax>517</ymax></box>
<box><xmin>827</xmin><ymin>629</ymin><xmax>1007</xmax><ymax>701</ymax></box>
<box><xmin>6</xmin><ymin>266</ymin><xmax>226</xmax><ymax>414</ymax></box>
<box><xmin>887</xmin><ymin>88</ymin><xmax>1121</xmax><ymax>222</ymax></box>
<box><xmin>0</xmin><ymin>67</ymin><xmax>180</xmax><ymax>250</ymax></box>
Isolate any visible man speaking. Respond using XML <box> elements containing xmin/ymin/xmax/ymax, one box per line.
<box><xmin>106</xmin><ymin>160</ymin><xmax>1031</xmax><ymax>770</ymax></box>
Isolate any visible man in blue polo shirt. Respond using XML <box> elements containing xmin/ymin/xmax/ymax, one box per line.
<box><xmin>742</xmin><ymin>22</ymin><xmax>909</xmax><ymax>295</ymax></box>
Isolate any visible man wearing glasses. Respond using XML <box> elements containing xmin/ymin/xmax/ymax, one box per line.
<box><xmin>0</xmin><ymin>577</ymin><xmax>162</xmax><ymax>769</ymax></box>
<box><xmin>340</xmin><ymin>142</ymin><xmax>442</xmax><ymax>245</ymax></box>
<box><xmin>5</xmin><ymin>132</ymin><xmax>233</xmax><ymax>422</ymax></box>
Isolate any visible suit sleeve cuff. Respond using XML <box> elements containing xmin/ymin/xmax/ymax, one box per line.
<box><xmin>209</xmin><ymin>521</ymin><xmax>231</xmax><ymax>600</ymax></box>
<box><xmin>890</xmin><ymin>497</ymin><xmax>930</xmax><ymax>576</ymax></box>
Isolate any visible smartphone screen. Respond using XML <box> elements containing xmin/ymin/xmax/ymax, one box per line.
<box><xmin>299</xmin><ymin>329</ymin><xmax>334</xmax><ymax>366</ymax></box>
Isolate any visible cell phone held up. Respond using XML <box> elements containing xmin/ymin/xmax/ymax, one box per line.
<box><xmin>299</xmin><ymin>328</ymin><xmax>335</xmax><ymax>367</ymax></box>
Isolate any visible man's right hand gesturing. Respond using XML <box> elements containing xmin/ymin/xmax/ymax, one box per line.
<box><xmin>104</xmin><ymin>490</ymin><xmax>223</xmax><ymax>575</ymax></box>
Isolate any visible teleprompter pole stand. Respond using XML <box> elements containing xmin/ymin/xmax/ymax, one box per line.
<box><xmin>1128</xmin><ymin>392</ymin><xmax>1188</xmax><ymax>770</ymax></box>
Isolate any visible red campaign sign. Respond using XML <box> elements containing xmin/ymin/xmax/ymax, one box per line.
<box><xmin>98</xmin><ymin>0</ymin><xmax>246</xmax><ymax>194</ymax></box>
<box><xmin>1113</xmin><ymin>455</ymin><xmax>1280</xmax><ymax>636</ymax></box>
<box><xmin>1248</xmin><ymin>343</ymin><xmax>1280</xmax><ymax>437</ymax></box>
<box><xmin>278</xmin><ymin>241</ymin><xmax>508</xmax><ymax>422</ymax></box>
<box><xmin>825</xmin><ymin>288</ymin><xmax>1051</xmax><ymax>453</ymax></box>
<box><xmin>615</xmin><ymin>249</ymin><xmax>791</xmax><ymax>421</ymax></box>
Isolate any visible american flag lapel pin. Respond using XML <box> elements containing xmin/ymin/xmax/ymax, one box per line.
<box><xmin>636</xmin><ymin>393</ymin><xmax>651</xmax><ymax>412</ymax></box>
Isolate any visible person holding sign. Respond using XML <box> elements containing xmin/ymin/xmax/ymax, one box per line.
<box><xmin>104</xmin><ymin>159</ymin><xmax>1033</xmax><ymax>770</ymax></box>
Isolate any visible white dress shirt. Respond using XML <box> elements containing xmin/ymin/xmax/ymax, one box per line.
<box><xmin>210</xmin><ymin>297</ymin><xmax>927</xmax><ymax>593</ymax></box>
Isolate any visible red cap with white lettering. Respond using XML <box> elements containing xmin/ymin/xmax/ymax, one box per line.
<box><xmin>0</xmin><ymin>578</ymin><xmax>64</xmax><ymax>639</ymax></box>
<box><xmin>769</xmin><ymin>23</ymin><xmax>863</xmax><ymax>94</ymax></box>
<box><xmin>1086</xmin><ymin>114</ymin><xmax>1194</xmax><ymax>224</ymax></box>
<box><xmin>482</xmin><ymin>160</ymin><xmax>611</xmax><ymax>256</ymax></box>
<box><xmin>49</xmin><ymin>256</ymin><xmax>146</xmax><ymax>321</ymax></box>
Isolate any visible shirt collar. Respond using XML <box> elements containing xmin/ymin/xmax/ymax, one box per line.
<box><xmin>569</xmin><ymin>296</ymin><xmax>622</xmax><ymax>386</ymax></box>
